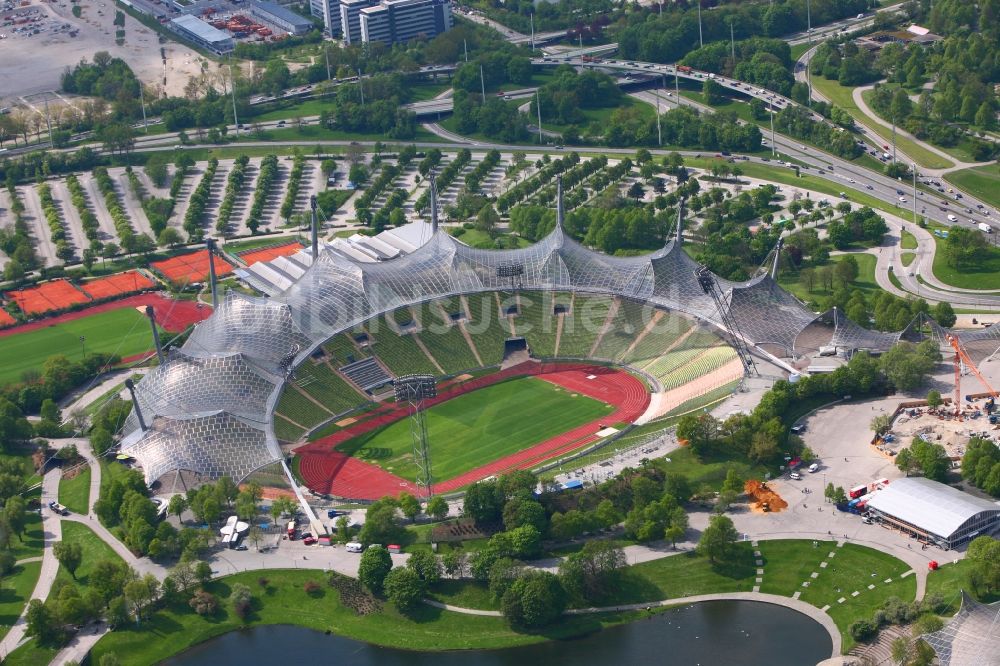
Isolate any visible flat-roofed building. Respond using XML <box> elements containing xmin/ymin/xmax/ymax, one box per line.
<box><xmin>249</xmin><ymin>0</ymin><xmax>314</xmax><ymax>35</ymax></box>
<box><xmin>359</xmin><ymin>0</ymin><xmax>451</xmax><ymax>46</ymax></box>
<box><xmin>310</xmin><ymin>0</ymin><xmax>341</xmax><ymax>36</ymax></box>
<box><xmin>169</xmin><ymin>14</ymin><xmax>234</xmax><ymax>54</ymax></box>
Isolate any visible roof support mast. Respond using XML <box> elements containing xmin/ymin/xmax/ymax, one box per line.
<box><xmin>947</xmin><ymin>334</ymin><xmax>999</xmax><ymax>421</ymax></box>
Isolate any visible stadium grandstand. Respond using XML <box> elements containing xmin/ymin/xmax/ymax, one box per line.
<box><xmin>117</xmin><ymin>178</ymin><xmax>978</xmax><ymax>494</ymax></box>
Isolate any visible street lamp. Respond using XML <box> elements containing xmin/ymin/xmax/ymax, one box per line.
<box><xmin>79</xmin><ymin>335</ymin><xmax>86</xmax><ymax>359</ymax></box>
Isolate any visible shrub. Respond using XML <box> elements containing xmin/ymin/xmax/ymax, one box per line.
<box><xmin>189</xmin><ymin>590</ymin><xmax>218</xmax><ymax>615</ymax></box>
<box><xmin>303</xmin><ymin>580</ymin><xmax>321</xmax><ymax>595</ymax></box>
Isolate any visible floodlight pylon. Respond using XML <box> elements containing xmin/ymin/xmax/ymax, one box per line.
<box><xmin>394</xmin><ymin>375</ymin><xmax>436</xmax><ymax>497</ymax></box>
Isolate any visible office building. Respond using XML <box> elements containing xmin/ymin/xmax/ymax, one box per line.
<box><xmin>310</xmin><ymin>0</ymin><xmax>341</xmax><ymax>37</ymax></box>
<box><xmin>340</xmin><ymin>0</ymin><xmax>378</xmax><ymax>44</ymax></box>
<box><xmin>359</xmin><ymin>0</ymin><xmax>451</xmax><ymax>46</ymax></box>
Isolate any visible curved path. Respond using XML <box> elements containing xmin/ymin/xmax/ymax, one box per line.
<box><xmin>850</xmin><ymin>84</ymin><xmax>984</xmax><ymax>175</ymax></box>
<box><xmin>428</xmin><ymin>591</ymin><xmax>841</xmax><ymax>657</ymax></box>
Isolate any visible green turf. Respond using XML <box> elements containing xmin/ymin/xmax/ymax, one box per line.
<box><xmin>2</xmin><ymin>640</ymin><xmax>58</xmax><ymax>666</ymax></box>
<box><xmin>778</xmin><ymin>253</ymin><xmax>879</xmax><ymax>304</ymax></box>
<box><xmin>56</xmin><ymin>521</ymin><xmax>127</xmax><ymax>588</ymax></box>
<box><xmin>58</xmin><ymin>466</ymin><xmax>91</xmax><ymax>515</ymax></box>
<box><xmin>811</xmin><ymin>78</ymin><xmax>952</xmax><ymax>170</ymax></box>
<box><xmin>901</xmin><ymin>252</ymin><xmax>915</xmax><ymax>267</ymax></box>
<box><xmin>926</xmin><ymin>222</ymin><xmax>1000</xmax><ymax>289</ymax></box>
<box><xmin>9</xmin><ymin>511</ymin><xmax>43</xmax><ymax>561</ymax></box>
<box><xmin>89</xmin><ymin>569</ymin><xmax>656</xmax><ymax>665</ymax></box>
<box><xmin>944</xmin><ymin>166</ymin><xmax>1000</xmax><ymax>210</ymax></box>
<box><xmin>0</xmin><ymin>561</ymin><xmax>41</xmax><ymax>642</ymax></box>
<box><xmin>925</xmin><ymin>559</ymin><xmax>1000</xmax><ymax>615</ymax></box>
<box><xmin>0</xmin><ymin>307</ymin><xmax>158</xmax><ymax>388</ymax></box>
<box><xmin>336</xmin><ymin>376</ymin><xmax>615</xmax><ymax>483</ymax></box>
<box><xmin>900</xmin><ymin>229</ymin><xmax>917</xmax><ymax>250</ymax></box>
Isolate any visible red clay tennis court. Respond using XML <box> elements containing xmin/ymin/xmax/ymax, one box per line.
<box><xmin>79</xmin><ymin>271</ymin><xmax>156</xmax><ymax>300</ymax></box>
<box><xmin>0</xmin><ymin>309</ymin><xmax>15</xmax><ymax>328</ymax></box>
<box><xmin>239</xmin><ymin>242</ymin><xmax>303</xmax><ymax>266</ymax></box>
<box><xmin>8</xmin><ymin>279</ymin><xmax>90</xmax><ymax>315</ymax></box>
<box><xmin>152</xmin><ymin>250</ymin><xmax>235</xmax><ymax>285</ymax></box>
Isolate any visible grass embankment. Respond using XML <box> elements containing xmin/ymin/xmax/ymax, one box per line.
<box><xmin>810</xmin><ymin>77</ymin><xmax>953</xmax><ymax>170</ymax></box>
<box><xmin>926</xmin><ymin>223</ymin><xmax>1000</xmax><ymax>290</ymax></box>
<box><xmin>944</xmin><ymin>166</ymin><xmax>1000</xmax><ymax>210</ymax></box>
<box><xmin>222</xmin><ymin>235</ymin><xmax>307</xmax><ymax>254</ymax></box>
<box><xmin>778</xmin><ymin>252</ymin><xmax>879</xmax><ymax>304</ymax></box>
<box><xmin>58</xmin><ymin>466</ymin><xmax>91</xmax><ymax>515</ymax></box>
<box><xmin>90</xmin><ymin>569</ymin><xmax>655</xmax><ymax>665</ymax></box>
<box><xmin>901</xmin><ymin>253</ymin><xmax>915</xmax><ymax>267</ymax></box>
<box><xmin>8</xmin><ymin>522</ymin><xmax>127</xmax><ymax>665</ymax></box>
<box><xmin>757</xmin><ymin>540</ymin><xmax>916</xmax><ymax>652</ymax></box>
<box><xmin>0</xmin><ymin>561</ymin><xmax>42</xmax><ymax>642</ymax></box>
<box><xmin>900</xmin><ymin>229</ymin><xmax>917</xmax><ymax>250</ymax></box>
<box><xmin>448</xmin><ymin>228</ymin><xmax>531</xmax><ymax>249</ymax></box>
<box><xmin>0</xmin><ymin>308</ymin><xmax>160</xmax><ymax>387</ymax></box>
<box><xmin>925</xmin><ymin>559</ymin><xmax>1000</xmax><ymax>616</ymax></box>
<box><xmin>337</xmin><ymin>376</ymin><xmax>614</xmax><ymax>482</ymax></box>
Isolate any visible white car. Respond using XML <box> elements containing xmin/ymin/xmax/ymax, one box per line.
<box><xmin>790</xmin><ymin>472</ymin><xmax>802</xmax><ymax>480</ymax></box>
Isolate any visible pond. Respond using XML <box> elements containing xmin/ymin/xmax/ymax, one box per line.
<box><xmin>166</xmin><ymin>599</ymin><xmax>832</xmax><ymax>666</ymax></box>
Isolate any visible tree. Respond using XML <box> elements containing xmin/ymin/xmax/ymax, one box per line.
<box><xmin>188</xmin><ymin>589</ymin><xmax>218</xmax><ymax>616</ymax></box>
<box><xmin>397</xmin><ymin>492</ymin><xmax>420</xmax><ymax>522</ymax></box>
<box><xmin>501</xmin><ymin>571</ymin><xmax>566</xmax><ymax>628</ymax></box>
<box><xmin>442</xmin><ymin>551</ymin><xmax>467</xmax><ymax>579</ymax></box>
<box><xmin>933</xmin><ymin>301</ymin><xmax>956</xmax><ymax>327</ymax></box>
<box><xmin>697</xmin><ymin>515</ymin><xmax>739</xmax><ymax>565</ymax></box>
<box><xmin>4</xmin><ymin>495</ymin><xmax>27</xmax><ymax>539</ymax></box>
<box><xmin>558</xmin><ymin>541</ymin><xmax>626</xmax><ymax>602</ymax></box>
<box><xmin>384</xmin><ymin>566</ymin><xmax>425</xmax><ymax>612</ymax></box>
<box><xmin>168</xmin><ymin>494</ymin><xmax>187</xmax><ymax>522</ymax></box>
<box><xmin>476</xmin><ymin>205</ymin><xmax>500</xmax><ymax>238</ymax></box>
<box><xmin>194</xmin><ymin>560</ymin><xmax>212</xmax><ymax>584</ymax></box>
<box><xmin>426</xmin><ymin>495</ymin><xmax>448</xmax><ymax>521</ymax></box>
<box><xmin>157</xmin><ymin>227</ymin><xmax>183</xmax><ymax>248</ymax></box>
<box><xmin>401</xmin><ymin>548</ymin><xmax>438</xmax><ymax>583</ymax></box>
<box><xmin>231</xmin><ymin>582</ymin><xmax>252</xmax><ymax>620</ymax></box>
<box><xmin>463</xmin><ymin>480</ymin><xmax>503</xmax><ymax>525</ymax></box>
<box><xmin>358</xmin><ymin>545</ymin><xmax>393</xmax><ymax>593</ymax></box>
<box><xmin>54</xmin><ymin>541</ymin><xmax>83</xmax><ymax>579</ymax></box>
<box><xmin>24</xmin><ymin>599</ymin><xmax>59</xmax><ymax>645</ymax></box>
<box><xmin>871</xmin><ymin>414</ymin><xmax>893</xmax><ymax>436</ymax></box>
<box><xmin>890</xmin><ymin>636</ymin><xmax>913</xmax><ymax>665</ymax></box>
<box><xmin>926</xmin><ymin>390</ymin><xmax>942</xmax><ymax>408</ymax></box>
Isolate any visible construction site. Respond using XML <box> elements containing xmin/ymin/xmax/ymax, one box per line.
<box><xmin>876</xmin><ymin>333</ymin><xmax>1000</xmax><ymax>462</ymax></box>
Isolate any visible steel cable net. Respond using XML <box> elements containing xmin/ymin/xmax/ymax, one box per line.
<box><xmin>184</xmin><ymin>291</ymin><xmax>311</xmax><ymax>373</ymax></box>
<box><xmin>727</xmin><ymin>277</ymin><xmax>819</xmax><ymax>352</ymax></box>
<box><xmin>121</xmin><ymin>225</ymin><xmax>826</xmax><ymax>485</ymax></box>
<box><xmin>128</xmin><ymin>413</ymin><xmax>277</xmax><ymax>485</ymax></box>
<box><xmin>827</xmin><ymin>311</ymin><xmax>902</xmax><ymax>352</ymax></box>
<box><xmin>922</xmin><ymin>592</ymin><xmax>1000</xmax><ymax>666</ymax></box>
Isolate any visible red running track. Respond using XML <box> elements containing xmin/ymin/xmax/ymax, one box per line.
<box><xmin>295</xmin><ymin>362</ymin><xmax>650</xmax><ymax>500</ymax></box>
<box><xmin>0</xmin><ymin>294</ymin><xmax>212</xmax><ymax>338</ymax></box>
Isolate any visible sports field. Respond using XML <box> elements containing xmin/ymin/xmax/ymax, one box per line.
<box><xmin>338</xmin><ymin>376</ymin><xmax>614</xmax><ymax>483</ymax></box>
<box><xmin>0</xmin><ymin>308</ymin><xmax>159</xmax><ymax>387</ymax></box>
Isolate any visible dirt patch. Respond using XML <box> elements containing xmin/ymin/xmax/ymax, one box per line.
<box><xmin>745</xmin><ymin>479</ymin><xmax>787</xmax><ymax>514</ymax></box>
<box><xmin>335</xmin><ymin>417</ymin><xmax>357</xmax><ymax>427</ymax></box>
<box><xmin>430</xmin><ymin>518</ymin><xmax>491</xmax><ymax>543</ymax></box>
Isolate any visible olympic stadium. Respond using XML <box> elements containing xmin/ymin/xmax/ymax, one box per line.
<box><xmin>117</xmin><ymin>180</ymin><xmax>1000</xmax><ymax>504</ymax></box>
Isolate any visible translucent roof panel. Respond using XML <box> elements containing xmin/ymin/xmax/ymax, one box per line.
<box><xmin>124</xmin><ymin>413</ymin><xmax>278</xmax><ymax>484</ymax></box>
<box><xmin>923</xmin><ymin>592</ymin><xmax>1000</xmax><ymax>666</ymax></box>
<box><xmin>865</xmin><ymin>477</ymin><xmax>1000</xmax><ymax>540</ymax></box>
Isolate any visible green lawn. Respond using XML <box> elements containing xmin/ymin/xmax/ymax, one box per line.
<box><xmin>222</xmin><ymin>235</ymin><xmax>307</xmax><ymax>254</ymax></box>
<box><xmin>56</xmin><ymin>522</ymin><xmax>127</xmax><ymax>589</ymax></box>
<box><xmin>655</xmin><ymin>445</ymin><xmax>769</xmax><ymax>493</ymax></box>
<box><xmin>336</xmin><ymin>376</ymin><xmax>615</xmax><ymax>482</ymax></box>
<box><xmin>925</xmin><ymin>559</ymin><xmax>1000</xmax><ymax>615</ymax></box>
<box><xmin>58</xmin><ymin>466</ymin><xmax>91</xmax><ymax>515</ymax></box>
<box><xmin>811</xmin><ymin>77</ymin><xmax>952</xmax><ymax>170</ymax></box>
<box><xmin>945</xmin><ymin>165</ymin><xmax>1000</xmax><ymax>210</ymax></box>
<box><xmin>0</xmin><ymin>561</ymin><xmax>41</xmax><ymax>642</ymax></box>
<box><xmin>428</xmin><ymin>579</ymin><xmax>498</xmax><ymax>610</ymax></box>
<box><xmin>542</xmin><ymin>96</ymin><xmax>655</xmax><ymax>135</ymax></box>
<box><xmin>9</xmin><ymin>511</ymin><xmax>44</xmax><ymax>562</ymax></box>
<box><xmin>779</xmin><ymin>252</ymin><xmax>879</xmax><ymax>304</ymax></box>
<box><xmin>0</xmin><ymin>307</ymin><xmax>158</xmax><ymax>388</ymax></box>
<box><xmin>256</xmin><ymin>125</ymin><xmax>443</xmax><ymax>144</ymax></box>
<box><xmin>928</xmin><ymin>224</ymin><xmax>1000</xmax><ymax>289</ymax></box>
<box><xmin>3</xmin><ymin>640</ymin><xmax>58</xmax><ymax>666</ymax></box>
<box><xmin>901</xmin><ymin>229</ymin><xmax>917</xmax><ymax>250</ymax></box>
<box><xmin>90</xmin><ymin>569</ymin><xmax>654</xmax><ymax>665</ymax></box>
<box><xmin>757</xmin><ymin>539</ymin><xmax>916</xmax><ymax>652</ymax></box>
<box><xmin>901</xmin><ymin>252</ymin><xmax>915</xmax><ymax>267</ymax></box>
<box><xmin>448</xmin><ymin>227</ymin><xmax>531</xmax><ymax>249</ymax></box>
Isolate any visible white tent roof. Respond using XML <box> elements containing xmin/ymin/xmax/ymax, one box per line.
<box><xmin>866</xmin><ymin>477</ymin><xmax>1000</xmax><ymax>539</ymax></box>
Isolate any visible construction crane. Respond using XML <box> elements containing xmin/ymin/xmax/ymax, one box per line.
<box><xmin>946</xmin><ymin>334</ymin><xmax>999</xmax><ymax>421</ymax></box>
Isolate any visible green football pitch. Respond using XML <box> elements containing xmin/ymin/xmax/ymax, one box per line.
<box><xmin>338</xmin><ymin>376</ymin><xmax>615</xmax><ymax>483</ymax></box>
<box><xmin>0</xmin><ymin>308</ymin><xmax>160</xmax><ymax>387</ymax></box>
